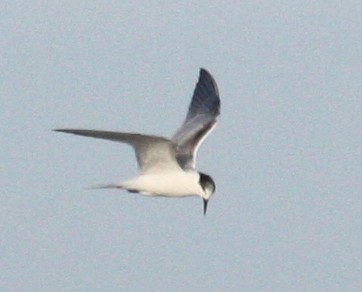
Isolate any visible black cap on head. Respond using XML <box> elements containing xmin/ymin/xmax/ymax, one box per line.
<box><xmin>199</xmin><ymin>172</ymin><xmax>216</xmax><ymax>194</ymax></box>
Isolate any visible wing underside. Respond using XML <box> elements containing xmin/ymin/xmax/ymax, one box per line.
<box><xmin>55</xmin><ymin>69</ymin><xmax>220</xmax><ymax>172</ymax></box>
<box><xmin>54</xmin><ymin>129</ymin><xmax>181</xmax><ymax>174</ymax></box>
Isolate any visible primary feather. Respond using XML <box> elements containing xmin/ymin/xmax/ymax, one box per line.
<box><xmin>172</xmin><ymin>68</ymin><xmax>220</xmax><ymax>169</ymax></box>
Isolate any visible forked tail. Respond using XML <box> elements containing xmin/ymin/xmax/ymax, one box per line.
<box><xmin>86</xmin><ymin>183</ymin><xmax>122</xmax><ymax>190</ymax></box>
<box><xmin>86</xmin><ymin>183</ymin><xmax>140</xmax><ymax>194</ymax></box>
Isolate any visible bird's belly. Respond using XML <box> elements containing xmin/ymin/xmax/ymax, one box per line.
<box><xmin>121</xmin><ymin>172</ymin><xmax>202</xmax><ymax>197</ymax></box>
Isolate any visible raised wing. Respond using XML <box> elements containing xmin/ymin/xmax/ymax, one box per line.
<box><xmin>54</xmin><ymin>129</ymin><xmax>182</xmax><ymax>174</ymax></box>
<box><xmin>172</xmin><ymin>68</ymin><xmax>220</xmax><ymax>169</ymax></box>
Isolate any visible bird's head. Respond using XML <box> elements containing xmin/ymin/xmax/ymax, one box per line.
<box><xmin>198</xmin><ymin>172</ymin><xmax>216</xmax><ymax>215</ymax></box>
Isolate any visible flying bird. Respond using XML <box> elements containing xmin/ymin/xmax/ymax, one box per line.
<box><xmin>55</xmin><ymin>68</ymin><xmax>220</xmax><ymax>214</ymax></box>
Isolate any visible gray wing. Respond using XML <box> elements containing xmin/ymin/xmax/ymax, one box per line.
<box><xmin>172</xmin><ymin>68</ymin><xmax>220</xmax><ymax>169</ymax></box>
<box><xmin>54</xmin><ymin>129</ymin><xmax>182</xmax><ymax>174</ymax></box>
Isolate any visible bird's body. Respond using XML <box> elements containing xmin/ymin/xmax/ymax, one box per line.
<box><xmin>55</xmin><ymin>68</ymin><xmax>220</xmax><ymax>214</ymax></box>
<box><xmin>116</xmin><ymin>171</ymin><xmax>203</xmax><ymax>197</ymax></box>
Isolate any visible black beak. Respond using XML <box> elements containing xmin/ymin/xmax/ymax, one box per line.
<box><xmin>203</xmin><ymin>199</ymin><xmax>208</xmax><ymax>215</ymax></box>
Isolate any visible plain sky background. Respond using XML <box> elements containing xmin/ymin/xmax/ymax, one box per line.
<box><xmin>1</xmin><ymin>1</ymin><xmax>361</xmax><ymax>291</ymax></box>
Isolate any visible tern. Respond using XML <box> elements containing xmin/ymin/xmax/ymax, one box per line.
<box><xmin>55</xmin><ymin>68</ymin><xmax>220</xmax><ymax>214</ymax></box>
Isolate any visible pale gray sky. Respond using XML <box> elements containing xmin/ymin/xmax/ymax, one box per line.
<box><xmin>1</xmin><ymin>1</ymin><xmax>361</xmax><ymax>291</ymax></box>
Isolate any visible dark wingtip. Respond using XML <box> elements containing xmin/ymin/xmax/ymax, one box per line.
<box><xmin>198</xmin><ymin>68</ymin><xmax>219</xmax><ymax>98</ymax></box>
<box><xmin>199</xmin><ymin>68</ymin><xmax>212</xmax><ymax>78</ymax></box>
<box><xmin>53</xmin><ymin>129</ymin><xmax>70</xmax><ymax>133</ymax></box>
<box><xmin>52</xmin><ymin>129</ymin><xmax>81</xmax><ymax>135</ymax></box>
